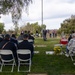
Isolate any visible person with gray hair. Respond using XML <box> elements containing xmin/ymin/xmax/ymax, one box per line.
<box><xmin>66</xmin><ymin>33</ymin><xmax>75</xmax><ymax>57</ymax></box>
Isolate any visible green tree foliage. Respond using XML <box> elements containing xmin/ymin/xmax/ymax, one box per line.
<box><xmin>20</xmin><ymin>22</ymin><xmax>46</xmax><ymax>34</ymax></box>
<box><xmin>0</xmin><ymin>23</ymin><xmax>4</xmax><ymax>34</ymax></box>
<box><xmin>41</xmin><ymin>24</ymin><xmax>46</xmax><ymax>29</ymax></box>
<box><xmin>0</xmin><ymin>0</ymin><xmax>32</xmax><ymax>24</ymax></box>
<box><xmin>58</xmin><ymin>17</ymin><xmax>75</xmax><ymax>34</ymax></box>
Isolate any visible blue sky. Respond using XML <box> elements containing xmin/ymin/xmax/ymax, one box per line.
<box><xmin>0</xmin><ymin>0</ymin><xmax>75</xmax><ymax>30</ymax></box>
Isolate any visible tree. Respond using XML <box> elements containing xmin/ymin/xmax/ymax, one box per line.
<box><xmin>14</xmin><ymin>24</ymin><xmax>19</xmax><ymax>35</ymax></box>
<box><xmin>19</xmin><ymin>22</ymin><xmax>46</xmax><ymax>34</ymax></box>
<box><xmin>41</xmin><ymin>24</ymin><xmax>46</xmax><ymax>30</ymax></box>
<box><xmin>0</xmin><ymin>0</ymin><xmax>32</xmax><ymax>24</ymax></box>
<box><xmin>0</xmin><ymin>23</ymin><xmax>4</xmax><ymax>34</ymax></box>
<box><xmin>58</xmin><ymin>16</ymin><xmax>75</xmax><ymax>34</ymax></box>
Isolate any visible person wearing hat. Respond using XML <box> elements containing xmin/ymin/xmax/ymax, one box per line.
<box><xmin>0</xmin><ymin>34</ymin><xmax>18</xmax><ymax>64</ymax></box>
<box><xmin>65</xmin><ymin>33</ymin><xmax>75</xmax><ymax>57</ymax></box>
<box><xmin>18</xmin><ymin>34</ymin><xmax>34</xmax><ymax>59</ymax></box>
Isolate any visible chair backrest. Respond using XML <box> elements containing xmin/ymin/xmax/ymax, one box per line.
<box><xmin>28</xmin><ymin>39</ymin><xmax>33</xmax><ymax>43</ymax></box>
<box><xmin>0</xmin><ymin>50</ymin><xmax>16</xmax><ymax>72</ymax></box>
<box><xmin>17</xmin><ymin>49</ymin><xmax>31</xmax><ymax>60</ymax></box>
<box><xmin>28</xmin><ymin>39</ymin><xmax>34</xmax><ymax>44</ymax></box>
<box><xmin>0</xmin><ymin>50</ymin><xmax>14</xmax><ymax>61</ymax></box>
<box><xmin>17</xmin><ymin>49</ymin><xmax>31</xmax><ymax>54</ymax></box>
<box><xmin>18</xmin><ymin>40</ymin><xmax>23</xmax><ymax>43</ymax></box>
<box><xmin>0</xmin><ymin>50</ymin><xmax>12</xmax><ymax>55</ymax></box>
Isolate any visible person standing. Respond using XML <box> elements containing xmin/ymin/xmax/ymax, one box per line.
<box><xmin>42</xmin><ymin>28</ymin><xmax>47</xmax><ymax>41</ymax></box>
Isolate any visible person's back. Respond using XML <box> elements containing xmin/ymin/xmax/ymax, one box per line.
<box><xmin>0</xmin><ymin>34</ymin><xmax>18</xmax><ymax>64</ymax></box>
<box><xmin>10</xmin><ymin>34</ymin><xmax>18</xmax><ymax>47</ymax></box>
<box><xmin>29</xmin><ymin>34</ymin><xmax>34</xmax><ymax>40</ymax></box>
<box><xmin>18</xmin><ymin>34</ymin><xmax>34</xmax><ymax>58</ymax></box>
<box><xmin>28</xmin><ymin>34</ymin><xmax>35</xmax><ymax>44</ymax></box>
<box><xmin>0</xmin><ymin>36</ymin><xmax>3</xmax><ymax>42</ymax></box>
<box><xmin>18</xmin><ymin>33</ymin><xmax>24</xmax><ymax>40</ymax></box>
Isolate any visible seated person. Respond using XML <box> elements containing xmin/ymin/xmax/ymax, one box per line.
<box><xmin>28</xmin><ymin>34</ymin><xmax>35</xmax><ymax>44</ymax></box>
<box><xmin>28</xmin><ymin>31</ymin><xmax>35</xmax><ymax>44</ymax></box>
<box><xmin>17</xmin><ymin>32</ymin><xmax>24</xmax><ymax>40</ymax></box>
<box><xmin>18</xmin><ymin>34</ymin><xmax>34</xmax><ymax>59</ymax></box>
<box><xmin>0</xmin><ymin>34</ymin><xmax>18</xmax><ymax>65</ymax></box>
<box><xmin>0</xmin><ymin>34</ymin><xmax>3</xmax><ymax>42</ymax></box>
<box><xmin>68</xmin><ymin>30</ymin><xmax>75</xmax><ymax>42</ymax></box>
<box><xmin>10</xmin><ymin>34</ymin><xmax>18</xmax><ymax>48</ymax></box>
<box><xmin>66</xmin><ymin>33</ymin><xmax>75</xmax><ymax>56</ymax></box>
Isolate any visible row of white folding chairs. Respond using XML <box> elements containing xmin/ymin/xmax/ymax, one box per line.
<box><xmin>18</xmin><ymin>39</ymin><xmax>33</xmax><ymax>43</ymax></box>
<box><xmin>0</xmin><ymin>49</ymin><xmax>31</xmax><ymax>72</ymax></box>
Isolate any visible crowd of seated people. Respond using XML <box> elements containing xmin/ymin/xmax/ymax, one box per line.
<box><xmin>0</xmin><ymin>34</ymin><xmax>18</xmax><ymax>64</ymax></box>
<box><xmin>17</xmin><ymin>31</ymin><xmax>35</xmax><ymax>44</ymax></box>
<box><xmin>0</xmin><ymin>31</ymin><xmax>34</xmax><ymax>65</ymax></box>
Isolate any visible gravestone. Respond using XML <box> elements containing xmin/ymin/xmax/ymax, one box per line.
<box><xmin>46</xmin><ymin>51</ymin><xmax>54</xmax><ymax>55</ymax></box>
<box><xmin>28</xmin><ymin>74</ymin><xmax>47</xmax><ymax>75</ymax></box>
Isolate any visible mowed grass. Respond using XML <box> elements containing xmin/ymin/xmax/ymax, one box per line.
<box><xmin>0</xmin><ymin>37</ymin><xmax>75</xmax><ymax>75</ymax></box>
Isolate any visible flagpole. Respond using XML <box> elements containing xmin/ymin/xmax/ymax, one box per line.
<box><xmin>41</xmin><ymin>0</ymin><xmax>43</xmax><ymax>25</ymax></box>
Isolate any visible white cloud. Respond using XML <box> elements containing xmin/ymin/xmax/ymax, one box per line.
<box><xmin>0</xmin><ymin>0</ymin><xmax>75</xmax><ymax>30</ymax></box>
<box><xmin>4</xmin><ymin>23</ymin><xmax>14</xmax><ymax>31</ymax></box>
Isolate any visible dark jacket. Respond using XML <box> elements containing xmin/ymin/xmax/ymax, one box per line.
<box><xmin>0</xmin><ymin>40</ymin><xmax>18</xmax><ymax>64</ymax></box>
<box><xmin>0</xmin><ymin>37</ymin><xmax>3</xmax><ymax>42</ymax></box>
<box><xmin>18</xmin><ymin>40</ymin><xmax>34</xmax><ymax>58</ymax></box>
<box><xmin>68</xmin><ymin>34</ymin><xmax>72</xmax><ymax>42</ymax></box>
<box><xmin>29</xmin><ymin>34</ymin><xmax>35</xmax><ymax>40</ymax></box>
<box><xmin>28</xmin><ymin>34</ymin><xmax>35</xmax><ymax>44</ymax></box>
<box><xmin>17</xmin><ymin>35</ymin><xmax>23</xmax><ymax>40</ymax></box>
<box><xmin>10</xmin><ymin>37</ymin><xmax>18</xmax><ymax>48</ymax></box>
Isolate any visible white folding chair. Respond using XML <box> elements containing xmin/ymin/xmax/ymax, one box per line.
<box><xmin>17</xmin><ymin>49</ymin><xmax>31</xmax><ymax>72</ymax></box>
<box><xmin>18</xmin><ymin>40</ymin><xmax>23</xmax><ymax>43</ymax></box>
<box><xmin>69</xmin><ymin>47</ymin><xmax>75</xmax><ymax>61</ymax></box>
<box><xmin>28</xmin><ymin>39</ymin><xmax>34</xmax><ymax>44</ymax></box>
<box><xmin>0</xmin><ymin>54</ymin><xmax>1</xmax><ymax>71</ymax></box>
<box><xmin>0</xmin><ymin>50</ymin><xmax>15</xmax><ymax>72</ymax></box>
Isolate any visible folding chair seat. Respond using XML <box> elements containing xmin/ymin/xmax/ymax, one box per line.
<box><xmin>0</xmin><ymin>50</ymin><xmax>15</xmax><ymax>72</ymax></box>
<box><xmin>69</xmin><ymin>47</ymin><xmax>75</xmax><ymax>61</ymax></box>
<box><xmin>17</xmin><ymin>49</ymin><xmax>31</xmax><ymax>72</ymax></box>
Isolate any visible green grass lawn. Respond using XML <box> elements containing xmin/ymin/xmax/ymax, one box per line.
<box><xmin>0</xmin><ymin>37</ymin><xmax>75</xmax><ymax>75</ymax></box>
